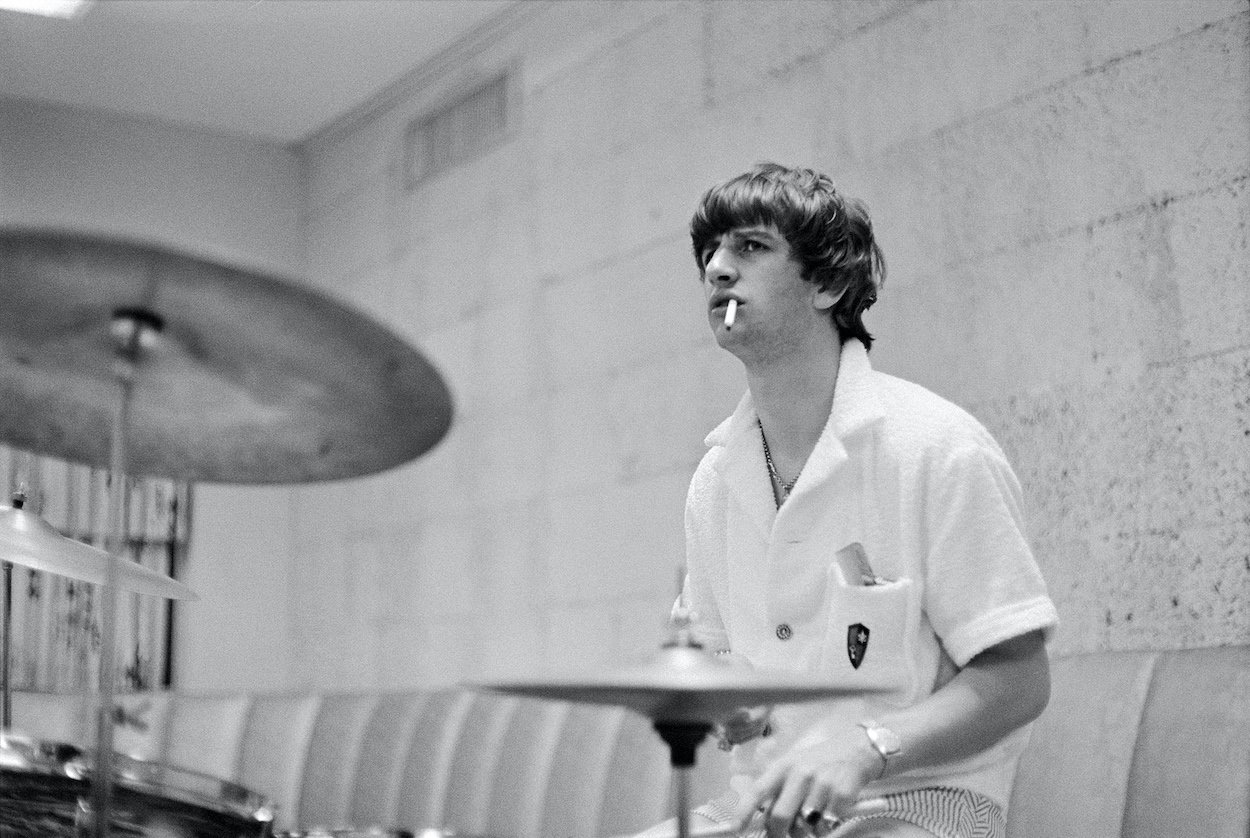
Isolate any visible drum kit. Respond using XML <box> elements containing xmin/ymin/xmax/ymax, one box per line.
<box><xmin>0</xmin><ymin>229</ymin><xmax>854</xmax><ymax>838</ymax></box>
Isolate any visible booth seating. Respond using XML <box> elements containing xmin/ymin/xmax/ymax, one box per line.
<box><xmin>12</xmin><ymin>645</ymin><xmax>1249</xmax><ymax>838</ymax></box>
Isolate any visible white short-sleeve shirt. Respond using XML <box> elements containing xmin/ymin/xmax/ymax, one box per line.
<box><xmin>683</xmin><ymin>340</ymin><xmax>1059</xmax><ymax>809</ymax></box>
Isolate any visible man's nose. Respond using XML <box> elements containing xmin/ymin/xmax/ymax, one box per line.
<box><xmin>704</xmin><ymin>247</ymin><xmax>737</xmax><ymax>284</ymax></box>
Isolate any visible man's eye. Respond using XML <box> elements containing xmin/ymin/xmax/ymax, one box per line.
<box><xmin>740</xmin><ymin>239</ymin><xmax>765</xmax><ymax>253</ymax></box>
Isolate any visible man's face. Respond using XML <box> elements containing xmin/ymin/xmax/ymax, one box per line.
<box><xmin>698</xmin><ymin>224</ymin><xmax>837</xmax><ymax>361</ymax></box>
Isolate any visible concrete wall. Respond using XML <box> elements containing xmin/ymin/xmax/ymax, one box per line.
<box><xmin>293</xmin><ymin>0</ymin><xmax>1249</xmax><ymax>690</ymax></box>
<box><xmin>0</xmin><ymin>97</ymin><xmax>305</xmax><ymax>691</ymax></box>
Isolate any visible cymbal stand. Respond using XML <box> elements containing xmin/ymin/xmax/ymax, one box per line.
<box><xmin>90</xmin><ymin>308</ymin><xmax>160</xmax><ymax>838</ymax></box>
<box><xmin>2</xmin><ymin>488</ymin><xmax>29</xmax><ymax>734</ymax></box>
<box><xmin>654</xmin><ymin>718</ymin><xmax>713</xmax><ymax>838</ymax></box>
<box><xmin>2</xmin><ymin>554</ymin><xmax>11</xmax><ymax>732</ymax></box>
<box><xmin>654</xmin><ymin>588</ymin><xmax>711</xmax><ymax>838</ymax></box>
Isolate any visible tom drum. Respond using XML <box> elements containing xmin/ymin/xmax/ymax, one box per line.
<box><xmin>0</xmin><ymin>732</ymin><xmax>274</xmax><ymax>838</ymax></box>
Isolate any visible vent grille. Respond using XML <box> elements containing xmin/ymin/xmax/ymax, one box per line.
<box><xmin>406</xmin><ymin>73</ymin><xmax>509</xmax><ymax>185</ymax></box>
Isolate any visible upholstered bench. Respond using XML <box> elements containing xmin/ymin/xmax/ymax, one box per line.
<box><xmin>9</xmin><ymin>687</ymin><xmax>730</xmax><ymax>837</ymax></box>
<box><xmin>1007</xmin><ymin>645</ymin><xmax>1248</xmax><ymax>838</ymax></box>
<box><xmin>11</xmin><ymin>645</ymin><xmax>1249</xmax><ymax>837</ymax></box>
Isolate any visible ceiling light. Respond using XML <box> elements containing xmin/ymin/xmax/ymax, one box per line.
<box><xmin>0</xmin><ymin>0</ymin><xmax>93</xmax><ymax>19</ymax></box>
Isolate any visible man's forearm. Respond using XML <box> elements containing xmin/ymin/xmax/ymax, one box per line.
<box><xmin>871</xmin><ymin>629</ymin><xmax>1050</xmax><ymax>778</ymax></box>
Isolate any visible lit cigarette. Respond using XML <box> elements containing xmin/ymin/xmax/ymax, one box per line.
<box><xmin>724</xmin><ymin>299</ymin><xmax>738</xmax><ymax>329</ymax></box>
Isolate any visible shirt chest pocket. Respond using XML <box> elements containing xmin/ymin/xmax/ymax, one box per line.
<box><xmin>817</xmin><ymin>569</ymin><xmax>917</xmax><ymax>696</ymax></box>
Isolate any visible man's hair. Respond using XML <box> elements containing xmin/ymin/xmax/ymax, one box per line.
<box><xmin>690</xmin><ymin>162</ymin><xmax>885</xmax><ymax>349</ymax></box>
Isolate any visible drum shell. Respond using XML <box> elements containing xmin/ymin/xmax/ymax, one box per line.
<box><xmin>0</xmin><ymin>736</ymin><xmax>272</xmax><ymax>838</ymax></box>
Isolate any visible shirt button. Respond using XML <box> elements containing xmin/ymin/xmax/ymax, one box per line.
<box><xmin>775</xmin><ymin>623</ymin><xmax>793</xmax><ymax>640</ymax></box>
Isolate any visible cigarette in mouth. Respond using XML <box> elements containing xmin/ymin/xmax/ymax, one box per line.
<box><xmin>724</xmin><ymin>299</ymin><xmax>738</xmax><ymax>329</ymax></box>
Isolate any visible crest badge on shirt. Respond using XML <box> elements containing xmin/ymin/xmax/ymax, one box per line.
<box><xmin>847</xmin><ymin>623</ymin><xmax>870</xmax><ymax>669</ymax></box>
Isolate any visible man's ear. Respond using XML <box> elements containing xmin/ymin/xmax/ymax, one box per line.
<box><xmin>813</xmin><ymin>285</ymin><xmax>846</xmax><ymax>312</ymax></box>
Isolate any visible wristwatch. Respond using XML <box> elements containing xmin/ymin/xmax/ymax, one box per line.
<box><xmin>858</xmin><ymin>719</ymin><xmax>902</xmax><ymax>778</ymax></box>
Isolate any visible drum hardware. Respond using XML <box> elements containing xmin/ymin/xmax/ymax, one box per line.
<box><xmin>272</xmin><ymin>830</ymin><xmax>494</xmax><ymax>838</ymax></box>
<box><xmin>275</xmin><ymin>830</ymin><xmax>415</xmax><ymax>838</ymax></box>
<box><xmin>0</xmin><ymin>731</ymin><xmax>275</xmax><ymax>837</ymax></box>
<box><xmin>603</xmin><ymin>821</ymin><xmax>740</xmax><ymax>838</ymax></box>
<box><xmin>474</xmin><ymin>601</ymin><xmax>868</xmax><ymax>838</ymax></box>
<box><xmin>0</xmin><ymin>229</ymin><xmax>454</xmax><ymax>837</ymax></box>
<box><xmin>3</xmin><ymin>535</ymin><xmax>11</xmax><ymax>732</ymax></box>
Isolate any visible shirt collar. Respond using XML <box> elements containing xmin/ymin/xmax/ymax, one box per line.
<box><xmin>702</xmin><ymin>339</ymin><xmax>887</xmax><ymax>537</ymax></box>
<box><xmin>704</xmin><ymin>338</ymin><xmax>885</xmax><ymax>452</ymax></box>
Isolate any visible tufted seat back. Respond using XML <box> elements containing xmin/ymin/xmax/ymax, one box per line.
<box><xmin>10</xmin><ymin>685</ymin><xmax>727</xmax><ymax>836</ymax></box>
<box><xmin>1007</xmin><ymin>645</ymin><xmax>1249</xmax><ymax>838</ymax></box>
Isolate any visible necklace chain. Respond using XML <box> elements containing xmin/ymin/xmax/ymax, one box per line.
<box><xmin>758</xmin><ymin>419</ymin><xmax>799</xmax><ymax>505</ymax></box>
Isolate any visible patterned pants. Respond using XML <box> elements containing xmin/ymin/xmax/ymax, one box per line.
<box><xmin>694</xmin><ymin>786</ymin><xmax>1005</xmax><ymax>838</ymax></box>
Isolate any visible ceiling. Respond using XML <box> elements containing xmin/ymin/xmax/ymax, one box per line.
<box><xmin>0</xmin><ymin>0</ymin><xmax>517</xmax><ymax>144</ymax></box>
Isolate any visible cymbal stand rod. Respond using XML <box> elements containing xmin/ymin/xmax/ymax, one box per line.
<box><xmin>92</xmin><ymin>312</ymin><xmax>147</xmax><ymax>838</ymax></box>
<box><xmin>3</xmin><ymin>490</ymin><xmax>28</xmax><ymax>732</ymax></box>
<box><xmin>654</xmin><ymin>720</ymin><xmax>712</xmax><ymax>838</ymax></box>
<box><xmin>675</xmin><ymin>765</ymin><xmax>692</xmax><ymax>838</ymax></box>
<box><xmin>2</xmin><ymin>558</ymin><xmax>11</xmax><ymax>730</ymax></box>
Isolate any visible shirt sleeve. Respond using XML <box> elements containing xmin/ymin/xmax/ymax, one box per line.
<box><xmin>921</xmin><ymin>442</ymin><xmax>1059</xmax><ymax>667</ymax></box>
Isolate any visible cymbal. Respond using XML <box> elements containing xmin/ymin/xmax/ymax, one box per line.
<box><xmin>474</xmin><ymin>644</ymin><xmax>860</xmax><ymax>724</ymax></box>
<box><xmin>0</xmin><ymin>504</ymin><xmax>196</xmax><ymax>600</ymax></box>
<box><xmin>0</xmin><ymin>230</ymin><xmax>453</xmax><ymax>484</ymax></box>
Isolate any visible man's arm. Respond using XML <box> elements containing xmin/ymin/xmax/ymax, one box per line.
<box><xmin>873</xmin><ymin>628</ymin><xmax>1050</xmax><ymax>773</ymax></box>
<box><xmin>735</xmin><ymin>629</ymin><xmax>1050</xmax><ymax>838</ymax></box>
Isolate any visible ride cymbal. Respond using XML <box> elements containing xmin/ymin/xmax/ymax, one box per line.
<box><xmin>473</xmin><ymin>644</ymin><xmax>860</xmax><ymax>724</ymax></box>
<box><xmin>0</xmin><ymin>230</ymin><xmax>453</xmax><ymax>484</ymax></box>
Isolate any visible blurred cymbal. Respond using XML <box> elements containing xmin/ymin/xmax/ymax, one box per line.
<box><xmin>0</xmin><ymin>230</ymin><xmax>453</xmax><ymax>484</ymax></box>
<box><xmin>0</xmin><ymin>504</ymin><xmax>196</xmax><ymax>600</ymax></box>
<box><xmin>474</xmin><ymin>645</ymin><xmax>860</xmax><ymax>724</ymax></box>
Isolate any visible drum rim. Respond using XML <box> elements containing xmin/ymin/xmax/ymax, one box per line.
<box><xmin>1</xmin><ymin>733</ymin><xmax>274</xmax><ymax>823</ymax></box>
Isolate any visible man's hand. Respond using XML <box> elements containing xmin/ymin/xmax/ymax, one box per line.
<box><xmin>732</xmin><ymin>720</ymin><xmax>882</xmax><ymax>838</ymax></box>
<box><xmin>729</xmin><ymin>629</ymin><xmax>1051</xmax><ymax>838</ymax></box>
<box><xmin>717</xmin><ymin>703</ymin><xmax>773</xmax><ymax>747</ymax></box>
<box><xmin>714</xmin><ymin>652</ymin><xmax>774</xmax><ymax>748</ymax></box>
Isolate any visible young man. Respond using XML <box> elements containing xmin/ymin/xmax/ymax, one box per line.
<box><xmin>677</xmin><ymin>163</ymin><xmax>1058</xmax><ymax>838</ymax></box>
